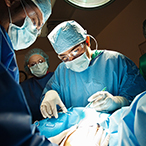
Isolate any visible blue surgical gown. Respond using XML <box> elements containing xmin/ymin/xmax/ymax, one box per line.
<box><xmin>118</xmin><ymin>91</ymin><xmax>146</xmax><ymax>146</ymax></box>
<box><xmin>42</xmin><ymin>50</ymin><xmax>146</xmax><ymax>109</ymax></box>
<box><xmin>0</xmin><ymin>25</ymin><xmax>57</xmax><ymax>146</ymax></box>
<box><xmin>100</xmin><ymin>91</ymin><xmax>146</xmax><ymax>146</ymax></box>
<box><xmin>21</xmin><ymin>72</ymin><xmax>54</xmax><ymax>123</ymax></box>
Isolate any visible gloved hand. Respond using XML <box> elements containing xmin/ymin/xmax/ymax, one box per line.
<box><xmin>88</xmin><ymin>91</ymin><xmax>129</xmax><ymax>112</ymax></box>
<box><xmin>60</xmin><ymin>124</ymin><xmax>110</xmax><ymax>146</ymax></box>
<box><xmin>40</xmin><ymin>90</ymin><xmax>67</xmax><ymax>118</ymax></box>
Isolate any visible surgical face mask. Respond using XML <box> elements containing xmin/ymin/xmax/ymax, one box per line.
<box><xmin>65</xmin><ymin>52</ymin><xmax>91</xmax><ymax>72</ymax></box>
<box><xmin>30</xmin><ymin>62</ymin><xmax>48</xmax><ymax>77</ymax></box>
<box><xmin>8</xmin><ymin>1</ymin><xmax>41</xmax><ymax>51</ymax></box>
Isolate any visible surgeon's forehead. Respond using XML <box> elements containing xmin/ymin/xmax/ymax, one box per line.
<box><xmin>59</xmin><ymin>42</ymin><xmax>85</xmax><ymax>56</ymax></box>
<box><xmin>59</xmin><ymin>45</ymin><xmax>76</xmax><ymax>56</ymax></box>
<box><xmin>29</xmin><ymin>54</ymin><xmax>45</xmax><ymax>62</ymax></box>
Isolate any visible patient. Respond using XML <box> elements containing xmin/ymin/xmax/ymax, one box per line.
<box><xmin>49</xmin><ymin>121</ymin><xmax>110</xmax><ymax>146</ymax></box>
<box><xmin>62</xmin><ymin>124</ymin><xmax>109</xmax><ymax>146</ymax></box>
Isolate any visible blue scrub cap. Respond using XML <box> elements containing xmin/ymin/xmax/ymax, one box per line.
<box><xmin>31</xmin><ymin>0</ymin><xmax>52</xmax><ymax>23</ymax></box>
<box><xmin>24</xmin><ymin>48</ymin><xmax>49</xmax><ymax>75</ymax></box>
<box><xmin>48</xmin><ymin>20</ymin><xmax>87</xmax><ymax>54</ymax></box>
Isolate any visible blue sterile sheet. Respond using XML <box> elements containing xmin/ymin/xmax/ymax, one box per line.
<box><xmin>34</xmin><ymin>107</ymin><xmax>110</xmax><ymax>138</ymax></box>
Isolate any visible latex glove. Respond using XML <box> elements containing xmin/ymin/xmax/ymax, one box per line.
<box><xmin>40</xmin><ymin>90</ymin><xmax>67</xmax><ymax>118</ymax></box>
<box><xmin>88</xmin><ymin>91</ymin><xmax>129</xmax><ymax>112</ymax></box>
<box><xmin>60</xmin><ymin>124</ymin><xmax>110</xmax><ymax>146</ymax></box>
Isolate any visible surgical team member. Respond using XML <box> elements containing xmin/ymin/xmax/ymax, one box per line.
<box><xmin>21</xmin><ymin>48</ymin><xmax>54</xmax><ymax>123</ymax></box>
<box><xmin>40</xmin><ymin>20</ymin><xmax>146</xmax><ymax>119</ymax></box>
<box><xmin>0</xmin><ymin>0</ymin><xmax>57</xmax><ymax>145</ymax></box>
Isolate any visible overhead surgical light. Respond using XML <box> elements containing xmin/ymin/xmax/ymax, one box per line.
<box><xmin>65</xmin><ymin>0</ymin><xmax>114</xmax><ymax>9</ymax></box>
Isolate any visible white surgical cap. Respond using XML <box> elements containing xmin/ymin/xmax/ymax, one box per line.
<box><xmin>31</xmin><ymin>0</ymin><xmax>51</xmax><ymax>23</ymax></box>
<box><xmin>48</xmin><ymin>20</ymin><xmax>87</xmax><ymax>54</ymax></box>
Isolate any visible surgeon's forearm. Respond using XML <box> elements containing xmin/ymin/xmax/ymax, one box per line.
<box><xmin>114</xmin><ymin>96</ymin><xmax>129</xmax><ymax>107</ymax></box>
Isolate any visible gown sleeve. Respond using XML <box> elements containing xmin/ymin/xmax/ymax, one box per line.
<box><xmin>0</xmin><ymin>25</ymin><xmax>57</xmax><ymax>146</ymax></box>
<box><xmin>0</xmin><ymin>63</ymin><xmax>58</xmax><ymax>146</ymax></box>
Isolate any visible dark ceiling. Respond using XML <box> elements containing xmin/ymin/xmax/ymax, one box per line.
<box><xmin>45</xmin><ymin>0</ymin><xmax>132</xmax><ymax>38</ymax></box>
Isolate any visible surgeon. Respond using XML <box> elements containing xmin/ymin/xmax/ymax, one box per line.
<box><xmin>0</xmin><ymin>0</ymin><xmax>57</xmax><ymax>145</ymax></box>
<box><xmin>40</xmin><ymin>20</ymin><xmax>146</xmax><ymax>119</ymax></box>
<box><xmin>21</xmin><ymin>48</ymin><xmax>54</xmax><ymax>123</ymax></box>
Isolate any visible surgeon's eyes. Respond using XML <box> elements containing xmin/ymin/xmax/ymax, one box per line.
<box><xmin>38</xmin><ymin>59</ymin><xmax>43</xmax><ymax>63</ymax></box>
<box><xmin>61</xmin><ymin>57</ymin><xmax>68</xmax><ymax>62</ymax></box>
<box><xmin>72</xmin><ymin>49</ymin><xmax>79</xmax><ymax>55</ymax></box>
<box><xmin>29</xmin><ymin>59</ymin><xmax>44</xmax><ymax>67</ymax></box>
<box><xmin>30</xmin><ymin>63</ymin><xmax>36</xmax><ymax>67</ymax></box>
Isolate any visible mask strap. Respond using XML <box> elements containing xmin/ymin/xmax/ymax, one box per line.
<box><xmin>20</xmin><ymin>0</ymin><xmax>28</xmax><ymax>17</ymax></box>
<box><xmin>8</xmin><ymin>8</ymin><xmax>12</xmax><ymax>23</ymax></box>
<box><xmin>87</xmin><ymin>34</ymin><xmax>98</xmax><ymax>50</ymax></box>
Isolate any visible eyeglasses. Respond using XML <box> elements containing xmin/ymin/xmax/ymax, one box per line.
<box><xmin>58</xmin><ymin>43</ymin><xmax>85</xmax><ymax>62</ymax></box>
<box><xmin>28</xmin><ymin>59</ymin><xmax>44</xmax><ymax>67</ymax></box>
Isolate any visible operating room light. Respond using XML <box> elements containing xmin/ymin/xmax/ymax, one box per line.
<box><xmin>65</xmin><ymin>0</ymin><xmax>114</xmax><ymax>9</ymax></box>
